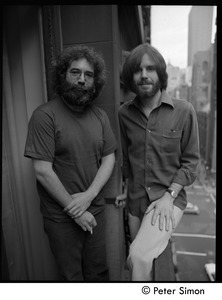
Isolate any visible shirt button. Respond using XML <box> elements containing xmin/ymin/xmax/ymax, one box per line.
<box><xmin>147</xmin><ymin>187</ymin><xmax>151</xmax><ymax>190</ymax></box>
<box><xmin>147</xmin><ymin>129</ymin><xmax>151</xmax><ymax>133</ymax></box>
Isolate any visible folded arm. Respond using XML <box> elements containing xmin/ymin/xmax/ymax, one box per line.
<box><xmin>32</xmin><ymin>159</ymin><xmax>98</xmax><ymax>232</ymax></box>
<box><xmin>64</xmin><ymin>152</ymin><xmax>115</xmax><ymax>217</ymax></box>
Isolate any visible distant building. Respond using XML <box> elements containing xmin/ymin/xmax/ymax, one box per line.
<box><xmin>193</xmin><ymin>40</ymin><xmax>216</xmax><ymax>170</ymax></box>
<box><xmin>166</xmin><ymin>63</ymin><xmax>180</xmax><ymax>98</ymax></box>
<box><xmin>188</xmin><ymin>6</ymin><xmax>213</xmax><ymax>66</ymax></box>
<box><xmin>191</xmin><ymin>45</ymin><xmax>214</xmax><ymax>112</ymax></box>
<box><xmin>166</xmin><ymin>64</ymin><xmax>189</xmax><ymax>101</ymax></box>
<box><xmin>186</xmin><ymin>66</ymin><xmax>193</xmax><ymax>87</ymax></box>
<box><xmin>187</xmin><ymin>6</ymin><xmax>216</xmax><ymax>171</ymax></box>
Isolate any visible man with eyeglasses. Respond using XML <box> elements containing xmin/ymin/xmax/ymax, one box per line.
<box><xmin>24</xmin><ymin>45</ymin><xmax>117</xmax><ymax>281</ymax></box>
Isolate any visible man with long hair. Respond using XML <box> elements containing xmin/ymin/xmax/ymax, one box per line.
<box><xmin>116</xmin><ymin>43</ymin><xmax>199</xmax><ymax>281</ymax></box>
<box><xmin>24</xmin><ymin>45</ymin><xmax>117</xmax><ymax>281</ymax></box>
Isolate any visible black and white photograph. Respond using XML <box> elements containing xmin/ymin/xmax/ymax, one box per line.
<box><xmin>2</xmin><ymin>4</ymin><xmax>218</xmax><ymax>299</ymax></box>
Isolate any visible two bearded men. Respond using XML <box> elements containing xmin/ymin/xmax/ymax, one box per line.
<box><xmin>25</xmin><ymin>44</ymin><xmax>199</xmax><ymax>281</ymax></box>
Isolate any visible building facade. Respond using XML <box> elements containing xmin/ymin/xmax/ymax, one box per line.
<box><xmin>187</xmin><ymin>6</ymin><xmax>216</xmax><ymax>171</ymax></box>
<box><xmin>191</xmin><ymin>46</ymin><xmax>214</xmax><ymax>112</ymax></box>
<box><xmin>188</xmin><ymin>6</ymin><xmax>213</xmax><ymax>66</ymax></box>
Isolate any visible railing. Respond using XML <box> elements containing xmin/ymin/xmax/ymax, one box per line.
<box><xmin>153</xmin><ymin>239</ymin><xmax>177</xmax><ymax>281</ymax></box>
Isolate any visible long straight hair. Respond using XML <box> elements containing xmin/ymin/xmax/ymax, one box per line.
<box><xmin>122</xmin><ymin>43</ymin><xmax>168</xmax><ymax>92</ymax></box>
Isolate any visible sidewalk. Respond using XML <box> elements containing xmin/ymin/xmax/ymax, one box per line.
<box><xmin>173</xmin><ymin>159</ymin><xmax>216</xmax><ymax>281</ymax></box>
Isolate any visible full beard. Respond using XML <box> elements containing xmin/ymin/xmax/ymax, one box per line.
<box><xmin>134</xmin><ymin>79</ymin><xmax>161</xmax><ymax>98</ymax></box>
<box><xmin>60</xmin><ymin>81</ymin><xmax>96</xmax><ymax>111</ymax></box>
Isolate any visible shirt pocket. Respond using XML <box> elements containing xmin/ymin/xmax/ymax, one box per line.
<box><xmin>161</xmin><ymin>129</ymin><xmax>182</xmax><ymax>153</ymax></box>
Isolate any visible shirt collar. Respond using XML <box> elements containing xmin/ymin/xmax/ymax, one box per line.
<box><xmin>160</xmin><ymin>90</ymin><xmax>174</xmax><ymax>108</ymax></box>
<box><xmin>130</xmin><ymin>90</ymin><xmax>174</xmax><ymax>109</ymax></box>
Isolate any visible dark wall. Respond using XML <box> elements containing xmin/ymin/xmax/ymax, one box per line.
<box><xmin>61</xmin><ymin>5</ymin><xmax>113</xmax><ymax>43</ymax></box>
<box><xmin>118</xmin><ymin>5</ymin><xmax>141</xmax><ymax>51</ymax></box>
<box><xmin>1</xmin><ymin>229</ymin><xmax>10</xmax><ymax>281</ymax></box>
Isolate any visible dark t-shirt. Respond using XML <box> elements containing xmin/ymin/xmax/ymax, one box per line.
<box><xmin>24</xmin><ymin>97</ymin><xmax>117</xmax><ymax>222</ymax></box>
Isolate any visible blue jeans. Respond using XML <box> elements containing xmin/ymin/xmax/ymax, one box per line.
<box><xmin>43</xmin><ymin>210</ymin><xmax>109</xmax><ymax>281</ymax></box>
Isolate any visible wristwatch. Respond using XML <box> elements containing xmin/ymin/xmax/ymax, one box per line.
<box><xmin>166</xmin><ymin>189</ymin><xmax>178</xmax><ymax>198</ymax></box>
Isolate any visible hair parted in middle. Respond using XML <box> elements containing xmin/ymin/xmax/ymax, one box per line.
<box><xmin>121</xmin><ymin>43</ymin><xmax>168</xmax><ymax>93</ymax></box>
<box><xmin>53</xmin><ymin>45</ymin><xmax>106</xmax><ymax>99</ymax></box>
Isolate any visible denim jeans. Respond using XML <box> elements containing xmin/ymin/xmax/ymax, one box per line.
<box><xmin>43</xmin><ymin>210</ymin><xmax>109</xmax><ymax>281</ymax></box>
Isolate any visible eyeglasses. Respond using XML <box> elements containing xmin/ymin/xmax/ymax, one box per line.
<box><xmin>68</xmin><ymin>69</ymin><xmax>94</xmax><ymax>81</ymax></box>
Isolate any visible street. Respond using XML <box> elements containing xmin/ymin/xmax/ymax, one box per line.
<box><xmin>172</xmin><ymin>172</ymin><xmax>216</xmax><ymax>281</ymax></box>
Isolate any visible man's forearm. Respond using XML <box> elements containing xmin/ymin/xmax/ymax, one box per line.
<box><xmin>33</xmin><ymin>160</ymin><xmax>72</xmax><ymax>208</ymax></box>
<box><xmin>87</xmin><ymin>152</ymin><xmax>115</xmax><ymax>199</ymax></box>
<box><xmin>62</xmin><ymin>153</ymin><xmax>115</xmax><ymax>218</ymax></box>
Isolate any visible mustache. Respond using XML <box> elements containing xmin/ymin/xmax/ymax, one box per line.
<box><xmin>60</xmin><ymin>81</ymin><xmax>95</xmax><ymax>97</ymax></box>
<box><xmin>138</xmin><ymin>79</ymin><xmax>153</xmax><ymax>85</ymax></box>
<box><xmin>67</xmin><ymin>84</ymin><xmax>89</xmax><ymax>93</ymax></box>
<box><xmin>71</xmin><ymin>84</ymin><xmax>89</xmax><ymax>91</ymax></box>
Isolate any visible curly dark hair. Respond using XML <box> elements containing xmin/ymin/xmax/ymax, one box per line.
<box><xmin>122</xmin><ymin>43</ymin><xmax>168</xmax><ymax>92</ymax></box>
<box><xmin>53</xmin><ymin>45</ymin><xmax>106</xmax><ymax>99</ymax></box>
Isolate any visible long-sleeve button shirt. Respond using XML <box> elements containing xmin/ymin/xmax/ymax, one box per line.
<box><xmin>118</xmin><ymin>90</ymin><xmax>200</xmax><ymax>218</ymax></box>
